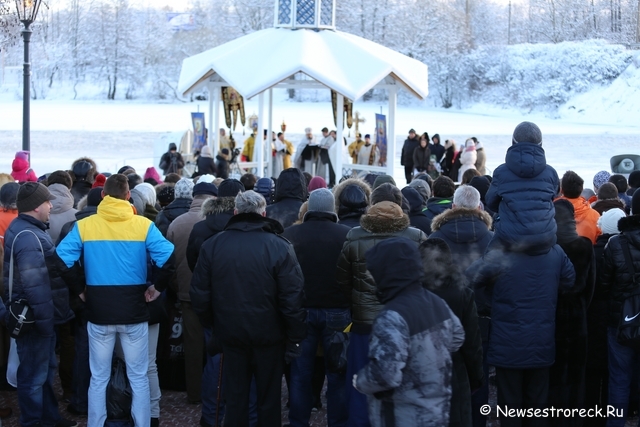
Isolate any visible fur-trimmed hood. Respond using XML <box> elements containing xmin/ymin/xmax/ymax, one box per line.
<box><xmin>71</xmin><ymin>157</ymin><xmax>98</xmax><ymax>183</ymax></box>
<box><xmin>333</xmin><ymin>177</ymin><xmax>371</xmax><ymax>213</ymax></box>
<box><xmin>200</xmin><ymin>196</ymin><xmax>235</xmax><ymax>218</ymax></box>
<box><xmin>430</xmin><ymin>207</ymin><xmax>492</xmax><ymax>232</ymax></box>
<box><xmin>619</xmin><ymin>214</ymin><xmax>640</xmax><ymax>234</ymax></box>
<box><xmin>360</xmin><ymin>201</ymin><xmax>410</xmax><ymax>234</ymax></box>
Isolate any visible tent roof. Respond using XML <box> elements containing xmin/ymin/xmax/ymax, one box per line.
<box><xmin>178</xmin><ymin>28</ymin><xmax>429</xmax><ymax>101</ymax></box>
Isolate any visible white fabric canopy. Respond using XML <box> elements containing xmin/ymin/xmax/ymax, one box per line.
<box><xmin>178</xmin><ymin>27</ymin><xmax>429</xmax><ymax>101</ymax></box>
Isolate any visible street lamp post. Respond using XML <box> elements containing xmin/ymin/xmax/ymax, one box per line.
<box><xmin>15</xmin><ymin>0</ymin><xmax>43</xmax><ymax>155</ymax></box>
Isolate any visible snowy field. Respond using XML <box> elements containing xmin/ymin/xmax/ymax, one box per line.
<box><xmin>1</xmin><ymin>96</ymin><xmax>639</xmax><ymax>187</ymax></box>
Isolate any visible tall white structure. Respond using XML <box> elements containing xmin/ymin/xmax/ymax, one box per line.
<box><xmin>178</xmin><ymin>0</ymin><xmax>429</xmax><ymax>178</ymax></box>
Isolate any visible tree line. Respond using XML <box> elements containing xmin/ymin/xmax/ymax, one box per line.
<box><xmin>0</xmin><ymin>0</ymin><xmax>638</xmax><ymax>105</ymax></box>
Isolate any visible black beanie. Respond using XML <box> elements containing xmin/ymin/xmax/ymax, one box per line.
<box><xmin>218</xmin><ymin>179</ymin><xmax>245</xmax><ymax>198</ymax></box>
<box><xmin>632</xmin><ymin>188</ymin><xmax>640</xmax><ymax>216</ymax></box>
<box><xmin>468</xmin><ymin>176</ymin><xmax>491</xmax><ymax>202</ymax></box>
<box><xmin>16</xmin><ymin>182</ymin><xmax>56</xmax><ymax>213</ymax></box>
<box><xmin>86</xmin><ymin>187</ymin><xmax>104</xmax><ymax>207</ymax></box>
<box><xmin>629</xmin><ymin>171</ymin><xmax>640</xmax><ymax>189</ymax></box>
<box><xmin>47</xmin><ymin>170</ymin><xmax>73</xmax><ymax>189</ymax></box>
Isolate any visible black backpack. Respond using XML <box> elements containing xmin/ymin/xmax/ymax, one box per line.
<box><xmin>616</xmin><ymin>237</ymin><xmax>640</xmax><ymax>350</ymax></box>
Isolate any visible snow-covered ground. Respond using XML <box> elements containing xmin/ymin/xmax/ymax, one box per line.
<box><xmin>1</xmin><ymin>95</ymin><xmax>639</xmax><ymax>188</ymax></box>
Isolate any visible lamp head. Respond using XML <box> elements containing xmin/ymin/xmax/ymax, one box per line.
<box><xmin>15</xmin><ymin>0</ymin><xmax>43</xmax><ymax>23</ymax></box>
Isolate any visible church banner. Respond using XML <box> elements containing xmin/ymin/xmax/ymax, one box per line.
<box><xmin>191</xmin><ymin>112</ymin><xmax>206</xmax><ymax>153</ymax></box>
<box><xmin>375</xmin><ymin>113</ymin><xmax>387</xmax><ymax>166</ymax></box>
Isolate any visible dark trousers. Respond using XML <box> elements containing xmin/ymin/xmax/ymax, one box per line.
<box><xmin>584</xmin><ymin>368</ymin><xmax>608</xmax><ymax>427</ymax></box>
<box><xmin>70</xmin><ymin>314</ymin><xmax>90</xmax><ymax>412</ymax></box>
<box><xmin>57</xmin><ymin>320</ymin><xmax>75</xmax><ymax>396</ymax></box>
<box><xmin>471</xmin><ymin>340</ymin><xmax>490</xmax><ymax>427</ymax></box>
<box><xmin>223</xmin><ymin>344</ymin><xmax>284</xmax><ymax>427</ymax></box>
<box><xmin>16</xmin><ymin>332</ymin><xmax>61</xmax><ymax>427</ymax></box>
<box><xmin>496</xmin><ymin>367</ymin><xmax>549</xmax><ymax>427</ymax></box>
<box><xmin>346</xmin><ymin>331</ymin><xmax>371</xmax><ymax>427</ymax></box>
<box><xmin>181</xmin><ymin>300</ymin><xmax>204</xmax><ymax>402</ymax></box>
<box><xmin>404</xmin><ymin>165</ymin><xmax>413</xmax><ymax>184</ymax></box>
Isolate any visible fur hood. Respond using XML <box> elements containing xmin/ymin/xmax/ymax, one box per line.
<box><xmin>618</xmin><ymin>214</ymin><xmax>640</xmax><ymax>233</ymax></box>
<box><xmin>71</xmin><ymin>157</ymin><xmax>98</xmax><ymax>183</ymax></box>
<box><xmin>430</xmin><ymin>207</ymin><xmax>492</xmax><ymax>232</ymax></box>
<box><xmin>360</xmin><ymin>201</ymin><xmax>410</xmax><ymax>233</ymax></box>
<box><xmin>332</xmin><ymin>177</ymin><xmax>371</xmax><ymax>213</ymax></box>
<box><xmin>200</xmin><ymin>197</ymin><xmax>235</xmax><ymax>218</ymax></box>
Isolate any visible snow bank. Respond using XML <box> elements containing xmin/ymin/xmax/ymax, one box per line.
<box><xmin>559</xmin><ymin>51</ymin><xmax>640</xmax><ymax>126</ymax></box>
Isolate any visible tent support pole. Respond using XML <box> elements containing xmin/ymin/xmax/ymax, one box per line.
<box><xmin>257</xmin><ymin>92</ymin><xmax>265</xmax><ymax>177</ymax></box>
<box><xmin>267</xmin><ymin>88</ymin><xmax>273</xmax><ymax>178</ymax></box>
<box><xmin>387</xmin><ymin>85</ymin><xmax>397</xmax><ymax>178</ymax></box>
<box><xmin>336</xmin><ymin>93</ymin><xmax>344</xmax><ymax>181</ymax></box>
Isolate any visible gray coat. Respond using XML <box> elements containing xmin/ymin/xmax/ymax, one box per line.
<box><xmin>47</xmin><ymin>183</ymin><xmax>78</xmax><ymax>244</ymax></box>
<box><xmin>355</xmin><ymin>238</ymin><xmax>464</xmax><ymax>427</ymax></box>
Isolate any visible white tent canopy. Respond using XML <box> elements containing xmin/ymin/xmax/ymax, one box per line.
<box><xmin>178</xmin><ymin>28</ymin><xmax>429</xmax><ymax>102</ymax></box>
<box><xmin>177</xmin><ymin>7</ymin><xmax>428</xmax><ymax>179</ymax></box>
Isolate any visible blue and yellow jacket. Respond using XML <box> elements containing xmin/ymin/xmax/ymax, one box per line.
<box><xmin>57</xmin><ymin>196</ymin><xmax>174</xmax><ymax>325</ymax></box>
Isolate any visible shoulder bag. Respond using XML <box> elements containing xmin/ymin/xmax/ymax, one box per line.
<box><xmin>6</xmin><ymin>229</ymin><xmax>44</xmax><ymax>339</ymax></box>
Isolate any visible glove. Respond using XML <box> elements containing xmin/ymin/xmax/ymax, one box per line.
<box><xmin>284</xmin><ymin>341</ymin><xmax>302</xmax><ymax>364</ymax></box>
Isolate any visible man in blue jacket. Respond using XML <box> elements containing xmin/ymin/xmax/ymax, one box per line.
<box><xmin>57</xmin><ymin>174</ymin><xmax>175</xmax><ymax>427</ymax></box>
<box><xmin>3</xmin><ymin>182</ymin><xmax>77</xmax><ymax>427</ymax></box>
<box><xmin>466</xmin><ymin>245</ymin><xmax>575</xmax><ymax>427</ymax></box>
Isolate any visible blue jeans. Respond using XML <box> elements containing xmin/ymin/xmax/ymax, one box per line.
<box><xmin>88</xmin><ymin>322</ymin><xmax>150</xmax><ymax>427</ymax></box>
<box><xmin>346</xmin><ymin>331</ymin><xmax>371</xmax><ymax>427</ymax></box>
<box><xmin>71</xmin><ymin>314</ymin><xmax>90</xmax><ymax>412</ymax></box>
<box><xmin>607</xmin><ymin>327</ymin><xmax>640</xmax><ymax>427</ymax></box>
<box><xmin>16</xmin><ymin>331</ymin><xmax>62</xmax><ymax>427</ymax></box>
<box><xmin>289</xmin><ymin>308</ymin><xmax>351</xmax><ymax>427</ymax></box>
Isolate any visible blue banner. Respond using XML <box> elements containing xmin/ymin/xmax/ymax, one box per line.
<box><xmin>191</xmin><ymin>112</ymin><xmax>206</xmax><ymax>154</ymax></box>
<box><xmin>375</xmin><ymin>113</ymin><xmax>387</xmax><ymax>166</ymax></box>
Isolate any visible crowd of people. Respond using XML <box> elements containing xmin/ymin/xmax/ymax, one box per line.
<box><xmin>0</xmin><ymin>119</ymin><xmax>640</xmax><ymax>427</ymax></box>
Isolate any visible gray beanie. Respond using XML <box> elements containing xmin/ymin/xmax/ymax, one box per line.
<box><xmin>408</xmin><ymin>179</ymin><xmax>431</xmax><ymax>202</ymax></box>
<box><xmin>306</xmin><ymin>189</ymin><xmax>336</xmax><ymax>218</ymax></box>
<box><xmin>512</xmin><ymin>121</ymin><xmax>542</xmax><ymax>146</ymax></box>
<box><xmin>174</xmin><ymin>178</ymin><xmax>194</xmax><ymax>200</ymax></box>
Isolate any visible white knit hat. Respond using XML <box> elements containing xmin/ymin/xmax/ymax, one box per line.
<box><xmin>598</xmin><ymin>208</ymin><xmax>626</xmax><ymax>235</ymax></box>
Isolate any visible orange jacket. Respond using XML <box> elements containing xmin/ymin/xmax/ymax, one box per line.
<box><xmin>557</xmin><ymin>196</ymin><xmax>602</xmax><ymax>244</ymax></box>
<box><xmin>0</xmin><ymin>209</ymin><xmax>18</xmax><ymax>247</ymax></box>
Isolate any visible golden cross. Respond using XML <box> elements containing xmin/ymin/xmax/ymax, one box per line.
<box><xmin>354</xmin><ymin>111</ymin><xmax>366</xmax><ymax>139</ymax></box>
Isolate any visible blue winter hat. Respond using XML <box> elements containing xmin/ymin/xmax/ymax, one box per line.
<box><xmin>593</xmin><ymin>170</ymin><xmax>611</xmax><ymax>191</ymax></box>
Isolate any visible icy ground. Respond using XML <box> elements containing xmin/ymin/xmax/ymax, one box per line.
<box><xmin>0</xmin><ymin>98</ymin><xmax>639</xmax><ymax>187</ymax></box>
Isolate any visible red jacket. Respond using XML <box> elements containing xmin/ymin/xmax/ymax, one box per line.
<box><xmin>10</xmin><ymin>157</ymin><xmax>37</xmax><ymax>183</ymax></box>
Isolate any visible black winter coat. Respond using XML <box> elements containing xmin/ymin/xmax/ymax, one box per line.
<box><xmin>424</xmin><ymin>197</ymin><xmax>453</xmax><ymax>234</ymax></box>
<box><xmin>216</xmin><ymin>155</ymin><xmax>229</xmax><ymax>180</ymax></box>
<box><xmin>3</xmin><ymin>215</ymin><xmax>74</xmax><ymax>336</ymax></box>
<box><xmin>430</xmin><ymin>141</ymin><xmax>446</xmax><ymax>164</ymax></box>
<box><xmin>189</xmin><ymin>213</ymin><xmax>306</xmax><ymax>347</ymax></box>
<box><xmin>186</xmin><ymin>197</ymin><xmax>235</xmax><ymax>272</ymax></box>
<box><xmin>401</xmin><ymin>187</ymin><xmax>431</xmax><ymax>235</ymax></box>
<box><xmin>71</xmin><ymin>181</ymin><xmax>92</xmax><ymax>209</ymax></box>
<box><xmin>429</xmin><ymin>208</ymin><xmax>494</xmax><ymax>273</ymax></box>
<box><xmin>401</xmin><ymin>136</ymin><xmax>421</xmax><ymax>166</ymax></box>
<box><xmin>549</xmin><ymin>236</ymin><xmax>596</xmax><ymax>415</ymax></box>
<box><xmin>159</xmin><ymin>151</ymin><xmax>184</xmax><ymax>175</ymax></box>
<box><xmin>282</xmin><ymin>212</ymin><xmax>351</xmax><ymax>309</ymax></box>
<box><xmin>412</xmin><ymin>145</ymin><xmax>431</xmax><ymax>172</ymax></box>
<box><xmin>196</xmin><ymin>156</ymin><xmax>216</xmax><ymax>177</ymax></box>
<box><xmin>602</xmin><ymin>215</ymin><xmax>640</xmax><ymax>327</ymax></box>
<box><xmin>266</xmin><ymin>168</ymin><xmax>307</xmax><ymax>229</ymax></box>
<box><xmin>155</xmin><ymin>198</ymin><xmax>192</xmax><ymax>237</ymax></box>
<box><xmin>337</xmin><ymin>203</ymin><xmax>427</xmax><ymax>333</ymax></box>
<box><xmin>587</xmin><ymin>233</ymin><xmax>613</xmax><ymax>371</ymax></box>
<box><xmin>425</xmin><ymin>273</ymin><xmax>484</xmax><ymax>427</ymax></box>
